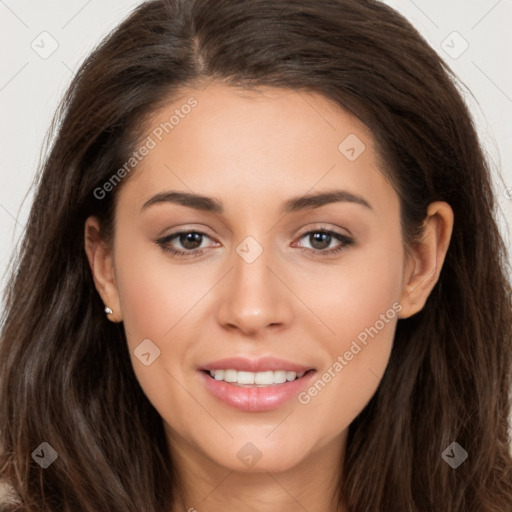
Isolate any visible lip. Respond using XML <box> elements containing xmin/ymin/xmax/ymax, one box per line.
<box><xmin>199</xmin><ymin>357</ymin><xmax>316</xmax><ymax>412</ymax></box>
<box><xmin>200</xmin><ymin>356</ymin><xmax>313</xmax><ymax>374</ymax></box>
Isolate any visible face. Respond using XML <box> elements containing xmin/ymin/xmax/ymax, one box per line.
<box><xmin>86</xmin><ymin>82</ymin><xmax>445</xmax><ymax>476</ymax></box>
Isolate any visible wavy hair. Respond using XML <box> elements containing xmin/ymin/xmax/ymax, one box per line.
<box><xmin>1</xmin><ymin>0</ymin><xmax>511</xmax><ymax>510</ymax></box>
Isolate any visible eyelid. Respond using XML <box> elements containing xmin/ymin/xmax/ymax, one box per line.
<box><xmin>291</xmin><ymin>226</ymin><xmax>354</xmax><ymax>255</ymax></box>
<box><xmin>155</xmin><ymin>226</ymin><xmax>354</xmax><ymax>261</ymax></box>
<box><xmin>157</xmin><ymin>223</ymin><xmax>352</xmax><ymax>246</ymax></box>
<box><xmin>294</xmin><ymin>222</ymin><xmax>353</xmax><ymax>239</ymax></box>
<box><xmin>155</xmin><ymin>229</ymin><xmax>218</xmax><ymax>248</ymax></box>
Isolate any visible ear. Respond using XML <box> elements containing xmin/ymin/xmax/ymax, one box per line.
<box><xmin>399</xmin><ymin>201</ymin><xmax>454</xmax><ymax>319</ymax></box>
<box><xmin>84</xmin><ymin>216</ymin><xmax>123</xmax><ymax>323</ymax></box>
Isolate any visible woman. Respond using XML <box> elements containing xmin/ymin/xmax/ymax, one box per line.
<box><xmin>1</xmin><ymin>0</ymin><xmax>511</xmax><ymax>510</ymax></box>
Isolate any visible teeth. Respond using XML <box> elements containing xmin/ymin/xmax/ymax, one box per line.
<box><xmin>273</xmin><ymin>370</ymin><xmax>287</xmax><ymax>384</ymax></box>
<box><xmin>209</xmin><ymin>369</ymin><xmax>306</xmax><ymax>386</ymax></box>
<box><xmin>237</xmin><ymin>371</ymin><xmax>255</xmax><ymax>384</ymax></box>
<box><xmin>255</xmin><ymin>371</ymin><xmax>274</xmax><ymax>385</ymax></box>
<box><xmin>224</xmin><ymin>369</ymin><xmax>237</xmax><ymax>383</ymax></box>
<box><xmin>286</xmin><ymin>371</ymin><xmax>297</xmax><ymax>382</ymax></box>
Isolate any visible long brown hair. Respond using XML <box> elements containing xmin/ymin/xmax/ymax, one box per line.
<box><xmin>1</xmin><ymin>0</ymin><xmax>511</xmax><ymax>510</ymax></box>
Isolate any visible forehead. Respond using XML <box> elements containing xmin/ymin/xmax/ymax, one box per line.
<box><xmin>117</xmin><ymin>82</ymin><xmax>396</xmax><ymax>217</ymax></box>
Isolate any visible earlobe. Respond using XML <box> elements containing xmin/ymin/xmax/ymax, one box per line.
<box><xmin>84</xmin><ymin>216</ymin><xmax>123</xmax><ymax>323</ymax></box>
<box><xmin>399</xmin><ymin>201</ymin><xmax>454</xmax><ymax>319</ymax></box>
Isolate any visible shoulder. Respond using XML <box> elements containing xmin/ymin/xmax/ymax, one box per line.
<box><xmin>0</xmin><ymin>480</ymin><xmax>22</xmax><ymax>506</ymax></box>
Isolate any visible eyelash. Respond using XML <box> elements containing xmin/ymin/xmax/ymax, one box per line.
<box><xmin>155</xmin><ymin>227</ymin><xmax>354</xmax><ymax>259</ymax></box>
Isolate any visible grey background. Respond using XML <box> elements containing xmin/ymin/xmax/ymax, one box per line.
<box><xmin>1</xmin><ymin>1</ymin><xmax>511</xmax><ymax>302</ymax></box>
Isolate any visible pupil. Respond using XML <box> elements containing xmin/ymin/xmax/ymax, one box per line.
<box><xmin>181</xmin><ymin>232</ymin><xmax>202</xmax><ymax>249</ymax></box>
<box><xmin>311</xmin><ymin>232</ymin><xmax>330</xmax><ymax>250</ymax></box>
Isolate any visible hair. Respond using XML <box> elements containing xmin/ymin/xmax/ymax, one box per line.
<box><xmin>1</xmin><ymin>0</ymin><xmax>511</xmax><ymax>510</ymax></box>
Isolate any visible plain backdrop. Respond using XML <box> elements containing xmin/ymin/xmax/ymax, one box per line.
<box><xmin>0</xmin><ymin>2</ymin><xmax>511</xmax><ymax>313</ymax></box>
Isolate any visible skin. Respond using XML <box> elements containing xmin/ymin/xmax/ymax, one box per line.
<box><xmin>85</xmin><ymin>82</ymin><xmax>453</xmax><ymax>512</ymax></box>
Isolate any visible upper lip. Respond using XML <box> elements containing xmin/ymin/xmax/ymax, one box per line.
<box><xmin>200</xmin><ymin>356</ymin><xmax>315</xmax><ymax>373</ymax></box>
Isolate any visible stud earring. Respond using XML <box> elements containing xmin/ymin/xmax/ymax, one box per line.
<box><xmin>104</xmin><ymin>306</ymin><xmax>113</xmax><ymax>315</ymax></box>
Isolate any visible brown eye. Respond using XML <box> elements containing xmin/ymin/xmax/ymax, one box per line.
<box><xmin>178</xmin><ymin>232</ymin><xmax>204</xmax><ymax>250</ymax></box>
<box><xmin>155</xmin><ymin>231</ymin><xmax>215</xmax><ymax>258</ymax></box>
<box><xmin>295</xmin><ymin>229</ymin><xmax>354</xmax><ymax>255</ymax></box>
<box><xmin>308</xmin><ymin>232</ymin><xmax>333</xmax><ymax>250</ymax></box>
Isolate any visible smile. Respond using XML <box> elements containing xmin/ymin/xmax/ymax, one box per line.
<box><xmin>206</xmin><ymin>369</ymin><xmax>307</xmax><ymax>386</ymax></box>
<box><xmin>199</xmin><ymin>357</ymin><xmax>317</xmax><ymax>412</ymax></box>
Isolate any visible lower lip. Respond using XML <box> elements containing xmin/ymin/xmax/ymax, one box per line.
<box><xmin>199</xmin><ymin>370</ymin><xmax>316</xmax><ymax>412</ymax></box>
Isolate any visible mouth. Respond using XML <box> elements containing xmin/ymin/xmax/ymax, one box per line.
<box><xmin>198</xmin><ymin>357</ymin><xmax>317</xmax><ymax>412</ymax></box>
<box><xmin>201</xmin><ymin>369</ymin><xmax>315</xmax><ymax>387</ymax></box>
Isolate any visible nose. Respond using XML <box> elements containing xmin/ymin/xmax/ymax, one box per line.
<box><xmin>216</xmin><ymin>239</ymin><xmax>294</xmax><ymax>337</ymax></box>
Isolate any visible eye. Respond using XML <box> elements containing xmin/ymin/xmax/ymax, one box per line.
<box><xmin>293</xmin><ymin>228</ymin><xmax>354</xmax><ymax>256</ymax></box>
<box><xmin>155</xmin><ymin>230</ymin><xmax>217</xmax><ymax>258</ymax></box>
<box><xmin>155</xmin><ymin>227</ymin><xmax>354</xmax><ymax>259</ymax></box>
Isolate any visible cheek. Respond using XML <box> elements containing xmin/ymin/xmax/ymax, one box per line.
<box><xmin>296</xmin><ymin>233</ymin><xmax>404</xmax><ymax>430</ymax></box>
<box><xmin>113</xmin><ymin>243</ymin><xmax>204</xmax><ymax>431</ymax></box>
<box><xmin>113</xmin><ymin>234</ymin><xmax>205</xmax><ymax>343</ymax></box>
<box><xmin>111</xmin><ymin>234</ymin><xmax>202</xmax><ymax>389</ymax></box>
<box><xmin>309</xmin><ymin>225</ymin><xmax>404</xmax><ymax>347</ymax></box>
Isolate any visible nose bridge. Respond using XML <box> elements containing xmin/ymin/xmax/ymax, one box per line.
<box><xmin>216</xmin><ymin>232</ymin><xmax>293</xmax><ymax>334</ymax></box>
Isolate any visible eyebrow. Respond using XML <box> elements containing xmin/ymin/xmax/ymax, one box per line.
<box><xmin>141</xmin><ymin>189</ymin><xmax>372</xmax><ymax>214</ymax></box>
